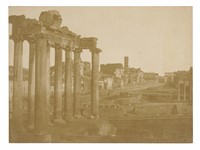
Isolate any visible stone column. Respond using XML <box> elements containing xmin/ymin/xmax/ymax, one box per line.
<box><xmin>74</xmin><ymin>48</ymin><xmax>82</xmax><ymax>118</ymax></box>
<box><xmin>64</xmin><ymin>47</ymin><xmax>73</xmax><ymax>120</ymax></box>
<box><xmin>183</xmin><ymin>83</ymin><xmax>187</xmax><ymax>101</ymax></box>
<box><xmin>12</xmin><ymin>35</ymin><xmax>24</xmax><ymax>131</ymax></box>
<box><xmin>177</xmin><ymin>82</ymin><xmax>181</xmax><ymax>101</ymax></box>
<box><xmin>91</xmin><ymin>48</ymin><xmax>101</xmax><ymax>118</ymax></box>
<box><xmin>35</xmin><ymin>36</ymin><xmax>48</xmax><ymax>133</ymax></box>
<box><xmin>27</xmin><ymin>38</ymin><xmax>36</xmax><ymax>129</ymax></box>
<box><xmin>53</xmin><ymin>44</ymin><xmax>65</xmax><ymax>124</ymax></box>
<box><xmin>46</xmin><ymin>42</ymin><xmax>52</xmax><ymax>124</ymax></box>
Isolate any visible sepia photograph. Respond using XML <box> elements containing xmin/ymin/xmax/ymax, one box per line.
<box><xmin>9</xmin><ymin>6</ymin><xmax>192</xmax><ymax>143</ymax></box>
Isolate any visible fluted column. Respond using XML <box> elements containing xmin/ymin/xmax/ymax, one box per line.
<box><xmin>53</xmin><ymin>44</ymin><xmax>65</xmax><ymax>123</ymax></box>
<box><xmin>91</xmin><ymin>48</ymin><xmax>101</xmax><ymax>118</ymax></box>
<box><xmin>12</xmin><ymin>35</ymin><xmax>24</xmax><ymax>131</ymax></box>
<box><xmin>64</xmin><ymin>47</ymin><xmax>73</xmax><ymax>120</ymax></box>
<box><xmin>27</xmin><ymin>38</ymin><xmax>36</xmax><ymax>129</ymax></box>
<box><xmin>35</xmin><ymin>36</ymin><xmax>48</xmax><ymax>132</ymax></box>
<box><xmin>74</xmin><ymin>48</ymin><xmax>82</xmax><ymax>118</ymax></box>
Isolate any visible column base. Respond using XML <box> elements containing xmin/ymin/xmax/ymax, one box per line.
<box><xmin>64</xmin><ymin>116</ymin><xmax>74</xmax><ymax>121</ymax></box>
<box><xmin>91</xmin><ymin>115</ymin><xmax>99</xmax><ymax>119</ymax></box>
<box><xmin>74</xmin><ymin>114</ymin><xmax>83</xmax><ymax>119</ymax></box>
<box><xmin>53</xmin><ymin>119</ymin><xmax>65</xmax><ymax>125</ymax></box>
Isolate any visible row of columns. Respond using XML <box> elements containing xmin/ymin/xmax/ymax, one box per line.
<box><xmin>177</xmin><ymin>81</ymin><xmax>192</xmax><ymax>102</ymax></box>
<box><xmin>12</xmin><ymin>35</ymin><xmax>101</xmax><ymax>133</ymax></box>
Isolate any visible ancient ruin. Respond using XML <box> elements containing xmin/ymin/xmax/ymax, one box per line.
<box><xmin>9</xmin><ymin>8</ymin><xmax>192</xmax><ymax>143</ymax></box>
<box><xmin>9</xmin><ymin>10</ymin><xmax>101</xmax><ymax>142</ymax></box>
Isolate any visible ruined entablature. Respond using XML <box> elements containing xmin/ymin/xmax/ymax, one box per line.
<box><xmin>79</xmin><ymin>37</ymin><xmax>98</xmax><ymax>49</ymax></box>
<box><xmin>9</xmin><ymin>10</ymin><xmax>101</xmax><ymax>51</ymax></box>
<box><xmin>9</xmin><ymin>16</ymin><xmax>77</xmax><ymax>48</ymax></box>
<box><xmin>39</xmin><ymin>10</ymin><xmax>62</xmax><ymax>30</ymax></box>
<box><xmin>90</xmin><ymin>48</ymin><xmax>102</xmax><ymax>53</ymax></box>
<box><xmin>9</xmin><ymin>15</ymin><xmax>26</xmax><ymax>36</ymax></box>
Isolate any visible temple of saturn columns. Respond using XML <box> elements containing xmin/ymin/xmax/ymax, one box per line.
<box><xmin>9</xmin><ymin>10</ymin><xmax>102</xmax><ymax>135</ymax></box>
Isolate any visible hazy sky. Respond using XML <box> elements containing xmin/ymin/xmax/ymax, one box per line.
<box><xmin>9</xmin><ymin>7</ymin><xmax>192</xmax><ymax>75</ymax></box>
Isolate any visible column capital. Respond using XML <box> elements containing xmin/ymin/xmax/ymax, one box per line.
<box><xmin>90</xmin><ymin>48</ymin><xmax>102</xmax><ymax>53</ymax></box>
<box><xmin>47</xmin><ymin>40</ymin><xmax>55</xmax><ymax>48</ymax></box>
<box><xmin>74</xmin><ymin>48</ymin><xmax>82</xmax><ymax>53</ymax></box>
<box><xmin>26</xmin><ymin>36</ymin><xmax>37</xmax><ymax>44</ymax></box>
<box><xmin>54</xmin><ymin>43</ymin><xmax>63</xmax><ymax>49</ymax></box>
<box><xmin>11</xmin><ymin>34</ymin><xmax>24</xmax><ymax>42</ymax></box>
<box><xmin>64</xmin><ymin>46</ymin><xmax>72</xmax><ymax>52</ymax></box>
<box><xmin>35</xmin><ymin>33</ymin><xmax>48</xmax><ymax>39</ymax></box>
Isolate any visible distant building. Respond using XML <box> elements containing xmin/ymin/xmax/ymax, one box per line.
<box><xmin>80</xmin><ymin>61</ymin><xmax>92</xmax><ymax>94</ymax></box>
<box><xmin>100</xmin><ymin>73</ymin><xmax>113</xmax><ymax>90</ymax></box>
<box><xmin>100</xmin><ymin>56</ymin><xmax>161</xmax><ymax>88</ymax></box>
<box><xmin>114</xmin><ymin>68</ymin><xmax>124</xmax><ymax>78</ymax></box>
<box><xmin>49</xmin><ymin>61</ymin><xmax>92</xmax><ymax>94</ymax></box>
<box><xmin>100</xmin><ymin>63</ymin><xmax>124</xmax><ymax>90</ymax></box>
<box><xmin>81</xmin><ymin>61</ymin><xmax>91</xmax><ymax>76</ymax></box>
<box><xmin>81</xmin><ymin>76</ymin><xmax>91</xmax><ymax>94</ymax></box>
<box><xmin>164</xmin><ymin>67</ymin><xmax>192</xmax><ymax>102</ymax></box>
<box><xmin>124</xmin><ymin>68</ymin><xmax>144</xmax><ymax>85</ymax></box>
<box><xmin>143</xmin><ymin>72</ymin><xmax>159</xmax><ymax>83</ymax></box>
<box><xmin>100</xmin><ymin>63</ymin><xmax>123</xmax><ymax>75</ymax></box>
<box><xmin>164</xmin><ymin>72</ymin><xmax>175</xmax><ymax>85</ymax></box>
<box><xmin>158</xmin><ymin>76</ymin><xmax>165</xmax><ymax>83</ymax></box>
<box><xmin>124</xmin><ymin>56</ymin><xmax>129</xmax><ymax>71</ymax></box>
<box><xmin>176</xmin><ymin>67</ymin><xmax>192</xmax><ymax>102</ymax></box>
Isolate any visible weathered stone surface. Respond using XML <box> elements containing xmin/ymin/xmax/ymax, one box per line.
<box><xmin>12</xmin><ymin>36</ymin><xmax>24</xmax><ymax>132</ymax></box>
<box><xmin>60</xmin><ymin>26</ymin><xmax>69</xmax><ymax>34</ymax></box>
<box><xmin>60</xmin><ymin>26</ymin><xmax>77</xmax><ymax>37</ymax></box>
<box><xmin>79</xmin><ymin>37</ymin><xmax>97</xmax><ymax>49</ymax></box>
<box><xmin>39</xmin><ymin>10</ymin><xmax>62</xmax><ymax>30</ymax></box>
<box><xmin>91</xmin><ymin>48</ymin><xmax>101</xmax><ymax>118</ymax></box>
<box><xmin>54</xmin><ymin>45</ymin><xmax>64</xmax><ymax>123</ymax></box>
<box><xmin>74</xmin><ymin>48</ymin><xmax>82</xmax><ymax>117</ymax></box>
<box><xmin>28</xmin><ymin>39</ymin><xmax>36</xmax><ymax>129</ymax></box>
<box><xmin>64</xmin><ymin>47</ymin><xmax>73</xmax><ymax>119</ymax></box>
<box><xmin>35</xmin><ymin>37</ymin><xmax>48</xmax><ymax>132</ymax></box>
<box><xmin>9</xmin><ymin>15</ymin><xmax>26</xmax><ymax>35</ymax></box>
<box><xmin>47</xmin><ymin>35</ymin><xmax>70</xmax><ymax>49</ymax></box>
<box><xmin>23</xmin><ymin>19</ymin><xmax>45</xmax><ymax>35</ymax></box>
